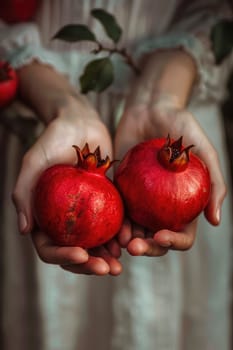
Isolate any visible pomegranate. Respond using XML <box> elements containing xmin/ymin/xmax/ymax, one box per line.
<box><xmin>0</xmin><ymin>0</ymin><xmax>39</xmax><ymax>23</ymax></box>
<box><xmin>114</xmin><ymin>135</ymin><xmax>211</xmax><ymax>232</ymax></box>
<box><xmin>33</xmin><ymin>144</ymin><xmax>124</xmax><ymax>248</ymax></box>
<box><xmin>0</xmin><ymin>61</ymin><xmax>18</xmax><ymax>108</ymax></box>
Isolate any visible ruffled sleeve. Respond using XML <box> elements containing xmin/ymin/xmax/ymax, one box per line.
<box><xmin>134</xmin><ymin>1</ymin><xmax>233</xmax><ymax>102</ymax></box>
<box><xmin>0</xmin><ymin>20</ymin><xmax>76</xmax><ymax>79</ymax></box>
<box><xmin>0</xmin><ymin>20</ymin><xmax>41</xmax><ymax>62</ymax></box>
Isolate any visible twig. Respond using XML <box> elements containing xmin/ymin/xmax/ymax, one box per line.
<box><xmin>92</xmin><ymin>42</ymin><xmax>141</xmax><ymax>75</ymax></box>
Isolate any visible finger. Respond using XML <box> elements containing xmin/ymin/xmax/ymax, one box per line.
<box><xmin>132</xmin><ymin>223</ymin><xmax>145</xmax><ymax>239</ymax></box>
<box><xmin>198</xmin><ymin>144</ymin><xmax>227</xmax><ymax>226</ymax></box>
<box><xmin>12</xmin><ymin>146</ymin><xmax>49</xmax><ymax>234</ymax></box>
<box><xmin>105</xmin><ymin>239</ymin><xmax>122</xmax><ymax>258</ymax></box>
<box><xmin>204</xmin><ymin>177</ymin><xmax>226</xmax><ymax>226</ymax></box>
<box><xmin>153</xmin><ymin>219</ymin><xmax>198</xmax><ymax>251</ymax></box>
<box><xmin>60</xmin><ymin>256</ymin><xmax>110</xmax><ymax>276</ymax></box>
<box><xmin>127</xmin><ymin>237</ymin><xmax>168</xmax><ymax>257</ymax></box>
<box><xmin>90</xmin><ymin>246</ymin><xmax>123</xmax><ymax>276</ymax></box>
<box><xmin>32</xmin><ymin>230</ymin><xmax>89</xmax><ymax>265</ymax></box>
<box><xmin>117</xmin><ymin>218</ymin><xmax>133</xmax><ymax>247</ymax></box>
<box><xmin>12</xmin><ymin>127</ymin><xmax>78</xmax><ymax>235</ymax></box>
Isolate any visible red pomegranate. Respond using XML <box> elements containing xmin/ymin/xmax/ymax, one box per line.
<box><xmin>114</xmin><ymin>135</ymin><xmax>211</xmax><ymax>232</ymax></box>
<box><xmin>0</xmin><ymin>61</ymin><xmax>18</xmax><ymax>108</ymax></box>
<box><xmin>33</xmin><ymin>144</ymin><xmax>124</xmax><ymax>248</ymax></box>
<box><xmin>0</xmin><ymin>0</ymin><xmax>39</xmax><ymax>23</ymax></box>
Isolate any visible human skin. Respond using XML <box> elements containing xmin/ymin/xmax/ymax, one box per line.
<box><xmin>12</xmin><ymin>49</ymin><xmax>226</xmax><ymax>272</ymax></box>
<box><xmin>12</xmin><ymin>62</ymin><xmax>122</xmax><ymax>276</ymax></box>
<box><xmin>114</xmin><ymin>49</ymin><xmax>226</xmax><ymax>257</ymax></box>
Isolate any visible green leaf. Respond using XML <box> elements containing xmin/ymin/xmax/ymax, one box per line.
<box><xmin>80</xmin><ymin>57</ymin><xmax>114</xmax><ymax>93</ymax></box>
<box><xmin>91</xmin><ymin>8</ymin><xmax>122</xmax><ymax>44</ymax></box>
<box><xmin>211</xmin><ymin>19</ymin><xmax>233</xmax><ymax>64</ymax></box>
<box><xmin>52</xmin><ymin>24</ymin><xmax>96</xmax><ymax>42</ymax></box>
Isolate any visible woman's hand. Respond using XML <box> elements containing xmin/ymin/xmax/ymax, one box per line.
<box><xmin>13</xmin><ymin>95</ymin><xmax>122</xmax><ymax>275</ymax></box>
<box><xmin>114</xmin><ymin>49</ymin><xmax>226</xmax><ymax>257</ymax></box>
<box><xmin>12</xmin><ymin>62</ymin><xmax>122</xmax><ymax>275</ymax></box>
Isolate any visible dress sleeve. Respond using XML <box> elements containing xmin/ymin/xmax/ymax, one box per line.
<box><xmin>0</xmin><ymin>20</ymin><xmax>74</xmax><ymax>77</ymax></box>
<box><xmin>0</xmin><ymin>20</ymin><xmax>43</xmax><ymax>64</ymax></box>
<box><xmin>135</xmin><ymin>0</ymin><xmax>233</xmax><ymax>102</ymax></box>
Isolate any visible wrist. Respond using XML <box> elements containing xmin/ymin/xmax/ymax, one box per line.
<box><xmin>57</xmin><ymin>93</ymin><xmax>100</xmax><ymax>126</ymax></box>
<box><xmin>150</xmin><ymin>90</ymin><xmax>183</xmax><ymax>111</ymax></box>
<box><xmin>17</xmin><ymin>61</ymin><xmax>89</xmax><ymax>124</ymax></box>
<box><xmin>141</xmin><ymin>49</ymin><xmax>197</xmax><ymax>108</ymax></box>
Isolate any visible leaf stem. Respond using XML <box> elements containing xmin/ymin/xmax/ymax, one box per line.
<box><xmin>92</xmin><ymin>42</ymin><xmax>140</xmax><ymax>75</ymax></box>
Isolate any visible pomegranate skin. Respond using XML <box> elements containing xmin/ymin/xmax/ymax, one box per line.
<box><xmin>0</xmin><ymin>61</ymin><xmax>18</xmax><ymax>108</ymax></box>
<box><xmin>0</xmin><ymin>0</ymin><xmax>39</xmax><ymax>23</ymax></box>
<box><xmin>33</xmin><ymin>146</ymin><xmax>124</xmax><ymax>249</ymax></box>
<box><xmin>114</xmin><ymin>137</ymin><xmax>211</xmax><ymax>232</ymax></box>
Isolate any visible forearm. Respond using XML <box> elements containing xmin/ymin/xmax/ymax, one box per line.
<box><xmin>141</xmin><ymin>49</ymin><xmax>198</xmax><ymax>108</ymax></box>
<box><xmin>16</xmin><ymin>61</ymin><xmax>83</xmax><ymax>124</ymax></box>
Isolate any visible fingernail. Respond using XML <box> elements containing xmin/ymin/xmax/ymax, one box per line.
<box><xmin>216</xmin><ymin>207</ymin><xmax>221</xmax><ymax>223</ymax></box>
<box><xmin>18</xmin><ymin>212</ymin><xmax>28</xmax><ymax>234</ymax></box>
<box><xmin>80</xmin><ymin>251</ymin><xmax>89</xmax><ymax>261</ymax></box>
<box><xmin>159</xmin><ymin>241</ymin><xmax>172</xmax><ymax>248</ymax></box>
<box><xmin>155</xmin><ymin>234</ymin><xmax>172</xmax><ymax>248</ymax></box>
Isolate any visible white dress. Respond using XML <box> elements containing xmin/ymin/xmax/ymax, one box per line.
<box><xmin>0</xmin><ymin>1</ymin><xmax>232</xmax><ymax>350</ymax></box>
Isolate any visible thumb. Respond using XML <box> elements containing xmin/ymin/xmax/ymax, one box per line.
<box><xmin>204</xmin><ymin>179</ymin><xmax>226</xmax><ymax>226</ymax></box>
<box><xmin>198</xmin><ymin>149</ymin><xmax>227</xmax><ymax>226</ymax></box>
<box><xmin>12</xmin><ymin>191</ymin><xmax>33</xmax><ymax>235</ymax></box>
<box><xmin>12</xmin><ymin>150</ymin><xmax>46</xmax><ymax>234</ymax></box>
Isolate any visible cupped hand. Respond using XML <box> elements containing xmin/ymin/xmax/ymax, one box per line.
<box><xmin>117</xmin><ymin>218</ymin><xmax>198</xmax><ymax>257</ymax></box>
<box><xmin>12</xmin><ymin>95</ymin><xmax>122</xmax><ymax>275</ymax></box>
<box><xmin>114</xmin><ymin>52</ymin><xmax>226</xmax><ymax>257</ymax></box>
<box><xmin>32</xmin><ymin>230</ymin><xmax>122</xmax><ymax>276</ymax></box>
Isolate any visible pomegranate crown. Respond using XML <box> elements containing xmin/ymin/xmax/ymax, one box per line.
<box><xmin>73</xmin><ymin>143</ymin><xmax>114</xmax><ymax>175</ymax></box>
<box><xmin>158</xmin><ymin>134</ymin><xmax>194</xmax><ymax>172</ymax></box>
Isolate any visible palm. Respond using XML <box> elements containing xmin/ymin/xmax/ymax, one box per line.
<box><xmin>35</xmin><ymin>118</ymin><xmax>112</xmax><ymax>168</ymax></box>
<box><xmin>114</xmin><ymin>104</ymin><xmax>224</xmax><ymax>256</ymax></box>
<box><xmin>13</xmin><ymin>103</ymin><xmax>123</xmax><ymax>275</ymax></box>
<box><xmin>115</xmin><ymin>104</ymin><xmax>208</xmax><ymax>160</ymax></box>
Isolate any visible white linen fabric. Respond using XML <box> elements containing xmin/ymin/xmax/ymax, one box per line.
<box><xmin>0</xmin><ymin>1</ymin><xmax>232</xmax><ymax>350</ymax></box>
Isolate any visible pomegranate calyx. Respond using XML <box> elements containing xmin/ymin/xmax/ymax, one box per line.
<box><xmin>73</xmin><ymin>143</ymin><xmax>113</xmax><ymax>175</ymax></box>
<box><xmin>158</xmin><ymin>134</ymin><xmax>194</xmax><ymax>172</ymax></box>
